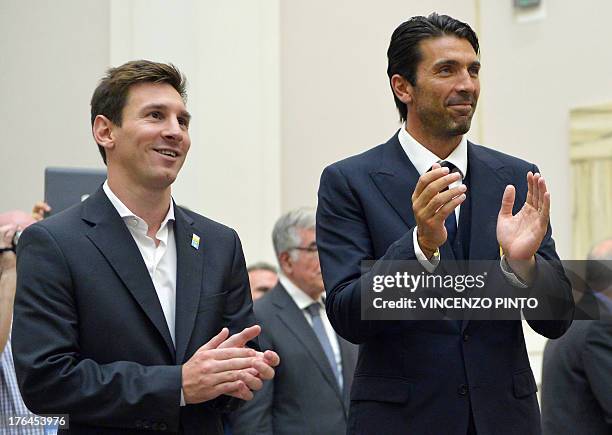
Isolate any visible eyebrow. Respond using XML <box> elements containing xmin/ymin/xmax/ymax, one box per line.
<box><xmin>141</xmin><ymin>103</ymin><xmax>192</xmax><ymax>121</ymax></box>
<box><xmin>433</xmin><ymin>59</ymin><xmax>481</xmax><ymax>69</ymax></box>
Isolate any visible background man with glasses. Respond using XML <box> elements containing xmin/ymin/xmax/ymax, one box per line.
<box><xmin>229</xmin><ymin>208</ymin><xmax>357</xmax><ymax>435</ymax></box>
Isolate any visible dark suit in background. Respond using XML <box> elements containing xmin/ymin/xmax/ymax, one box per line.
<box><xmin>12</xmin><ymin>188</ymin><xmax>255</xmax><ymax>434</ymax></box>
<box><xmin>229</xmin><ymin>283</ymin><xmax>358</xmax><ymax>435</ymax></box>
<box><xmin>541</xmin><ymin>293</ymin><xmax>612</xmax><ymax>435</ymax></box>
<box><xmin>316</xmin><ymin>134</ymin><xmax>573</xmax><ymax>435</ymax></box>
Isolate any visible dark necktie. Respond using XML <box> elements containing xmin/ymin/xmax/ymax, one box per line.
<box><xmin>305</xmin><ymin>302</ymin><xmax>342</xmax><ymax>389</ymax></box>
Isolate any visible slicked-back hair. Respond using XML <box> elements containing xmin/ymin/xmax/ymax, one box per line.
<box><xmin>387</xmin><ymin>12</ymin><xmax>479</xmax><ymax>122</ymax></box>
<box><xmin>90</xmin><ymin>60</ymin><xmax>187</xmax><ymax>164</ymax></box>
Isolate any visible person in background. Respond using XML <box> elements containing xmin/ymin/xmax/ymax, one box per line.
<box><xmin>1</xmin><ymin>202</ymin><xmax>53</xmax><ymax>435</ymax></box>
<box><xmin>229</xmin><ymin>208</ymin><xmax>357</xmax><ymax>435</ymax></box>
<box><xmin>247</xmin><ymin>262</ymin><xmax>278</xmax><ymax>301</ymax></box>
<box><xmin>541</xmin><ymin>239</ymin><xmax>612</xmax><ymax>435</ymax></box>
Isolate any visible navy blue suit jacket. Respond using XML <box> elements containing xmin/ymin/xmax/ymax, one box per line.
<box><xmin>12</xmin><ymin>187</ymin><xmax>256</xmax><ymax>434</ymax></box>
<box><xmin>316</xmin><ymin>133</ymin><xmax>573</xmax><ymax>435</ymax></box>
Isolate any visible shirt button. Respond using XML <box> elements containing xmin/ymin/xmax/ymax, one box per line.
<box><xmin>463</xmin><ymin>334</ymin><xmax>469</xmax><ymax>342</ymax></box>
<box><xmin>458</xmin><ymin>384</ymin><xmax>468</xmax><ymax>396</ymax></box>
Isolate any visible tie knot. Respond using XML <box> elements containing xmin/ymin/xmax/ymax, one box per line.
<box><xmin>305</xmin><ymin>302</ymin><xmax>322</xmax><ymax>318</ymax></box>
<box><xmin>429</xmin><ymin>161</ymin><xmax>462</xmax><ymax>178</ymax></box>
<box><xmin>438</xmin><ymin>160</ymin><xmax>456</xmax><ymax>170</ymax></box>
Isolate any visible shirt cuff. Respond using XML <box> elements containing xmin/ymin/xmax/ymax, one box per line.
<box><xmin>413</xmin><ymin>227</ymin><xmax>440</xmax><ymax>273</ymax></box>
<box><xmin>499</xmin><ymin>255</ymin><xmax>528</xmax><ymax>288</ymax></box>
<box><xmin>180</xmin><ymin>388</ymin><xmax>186</xmax><ymax>406</ymax></box>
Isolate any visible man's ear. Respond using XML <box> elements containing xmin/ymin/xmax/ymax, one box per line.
<box><xmin>92</xmin><ymin>115</ymin><xmax>116</xmax><ymax>152</ymax></box>
<box><xmin>391</xmin><ymin>74</ymin><xmax>413</xmax><ymax>105</ymax></box>
<box><xmin>278</xmin><ymin>251</ymin><xmax>292</xmax><ymax>275</ymax></box>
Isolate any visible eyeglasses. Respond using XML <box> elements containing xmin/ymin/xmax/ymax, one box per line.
<box><xmin>289</xmin><ymin>243</ymin><xmax>318</xmax><ymax>254</ymax></box>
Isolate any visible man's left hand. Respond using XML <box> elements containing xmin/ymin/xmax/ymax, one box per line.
<box><xmin>218</xmin><ymin>325</ymin><xmax>280</xmax><ymax>379</ymax></box>
<box><xmin>497</xmin><ymin>172</ymin><xmax>550</xmax><ymax>282</ymax></box>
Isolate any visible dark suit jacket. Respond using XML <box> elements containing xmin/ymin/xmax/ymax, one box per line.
<box><xmin>12</xmin><ymin>187</ymin><xmax>256</xmax><ymax>434</ymax></box>
<box><xmin>228</xmin><ymin>283</ymin><xmax>358</xmax><ymax>435</ymax></box>
<box><xmin>316</xmin><ymin>133</ymin><xmax>574</xmax><ymax>435</ymax></box>
<box><xmin>541</xmin><ymin>313</ymin><xmax>612</xmax><ymax>434</ymax></box>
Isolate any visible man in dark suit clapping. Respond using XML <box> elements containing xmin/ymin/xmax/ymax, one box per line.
<box><xmin>12</xmin><ymin>60</ymin><xmax>279</xmax><ymax>434</ymax></box>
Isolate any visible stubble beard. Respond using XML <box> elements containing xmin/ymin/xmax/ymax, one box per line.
<box><xmin>417</xmin><ymin>102</ymin><xmax>476</xmax><ymax>139</ymax></box>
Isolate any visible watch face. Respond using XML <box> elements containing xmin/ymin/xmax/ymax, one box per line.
<box><xmin>13</xmin><ymin>230</ymin><xmax>22</xmax><ymax>247</ymax></box>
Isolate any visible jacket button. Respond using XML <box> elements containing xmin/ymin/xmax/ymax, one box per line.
<box><xmin>159</xmin><ymin>423</ymin><xmax>168</xmax><ymax>431</ymax></box>
<box><xmin>458</xmin><ymin>384</ymin><xmax>468</xmax><ymax>396</ymax></box>
<box><xmin>463</xmin><ymin>333</ymin><xmax>469</xmax><ymax>342</ymax></box>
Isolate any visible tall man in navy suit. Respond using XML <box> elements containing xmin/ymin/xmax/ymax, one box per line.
<box><xmin>316</xmin><ymin>13</ymin><xmax>574</xmax><ymax>435</ymax></box>
<box><xmin>12</xmin><ymin>60</ymin><xmax>279</xmax><ymax>434</ymax></box>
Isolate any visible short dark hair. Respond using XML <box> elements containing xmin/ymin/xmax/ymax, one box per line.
<box><xmin>387</xmin><ymin>12</ymin><xmax>479</xmax><ymax>122</ymax></box>
<box><xmin>90</xmin><ymin>60</ymin><xmax>187</xmax><ymax>164</ymax></box>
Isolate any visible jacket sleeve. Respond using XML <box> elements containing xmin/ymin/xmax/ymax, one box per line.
<box><xmin>317</xmin><ymin>164</ymin><xmax>418</xmax><ymax>344</ymax></box>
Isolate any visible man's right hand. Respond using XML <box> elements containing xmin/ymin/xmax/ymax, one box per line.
<box><xmin>412</xmin><ymin>163</ymin><xmax>466</xmax><ymax>258</ymax></box>
<box><xmin>182</xmin><ymin>326</ymin><xmax>278</xmax><ymax>404</ymax></box>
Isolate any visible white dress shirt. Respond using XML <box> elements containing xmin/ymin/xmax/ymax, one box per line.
<box><xmin>278</xmin><ymin>274</ymin><xmax>343</xmax><ymax>389</ymax></box>
<box><xmin>397</xmin><ymin>127</ymin><xmax>526</xmax><ymax>287</ymax></box>
<box><xmin>398</xmin><ymin>126</ymin><xmax>467</xmax><ymax>272</ymax></box>
<box><xmin>102</xmin><ymin>181</ymin><xmax>178</xmax><ymax>343</ymax></box>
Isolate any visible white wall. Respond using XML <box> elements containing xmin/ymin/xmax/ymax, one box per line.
<box><xmin>478</xmin><ymin>0</ymin><xmax>612</xmax><ymax>260</ymax></box>
<box><xmin>0</xmin><ymin>0</ymin><xmax>109</xmax><ymax>212</ymax></box>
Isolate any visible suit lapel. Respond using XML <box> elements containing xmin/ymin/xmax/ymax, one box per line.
<box><xmin>461</xmin><ymin>143</ymin><xmax>511</xmax><ymax>332</ymax></box>
<box><xmin>82</xmin><ymin>188</ymin><xmax>175</xmax><ymax>359</ymax></box>
<box><xmin>370</xmin><ymin>133</ymin><xmax>419</xmax><ymax>229</ymax></box>
<box><xmin>370</xmin><ymin>134</ymin><xmax>459</xmax><ymax>261</ymax></box>
<box><xmin>272</xmin><ymin>285</ymin><xmax>344</xmax><ymax>401</ymax></box>
<box><xmin>174</xmin><ymin>206</ymin><xmax>204</xmax><ymax>364</ymax></box>
<box><xmin>466</xmin><ymin>143</ymin><xmax>508</xmax><ymax>261</ymax></box>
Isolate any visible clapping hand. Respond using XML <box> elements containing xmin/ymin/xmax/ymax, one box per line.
<box><xmin>497</xmin><ymin>172</ymin><xmax>550</xmax><ymax>282</ymax></box>
<box><xmin>182</xmin><ymin>326</ymin><xmax>279</xmax><ymax>404</ymax></box>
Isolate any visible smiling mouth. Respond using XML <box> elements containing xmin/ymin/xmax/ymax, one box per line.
<box><xmin>154</xmin><ymin>149</ymin><xmax>178</xmax><ymax>158</ymax></box>
<box><xmin>448</xmin><ymin>104</ymin><xmax>473</xmax><ymax>115</ymax></box>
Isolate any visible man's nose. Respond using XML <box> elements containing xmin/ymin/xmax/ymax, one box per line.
<box><xmin>162</xmin><ymin>117</ymin><xmax>183</xmax><ymax>141</ymax></box>
<box><xmin>455</xmin><ymin>69</ymin><xmax>477</xmax><ymax>94</ymax></box>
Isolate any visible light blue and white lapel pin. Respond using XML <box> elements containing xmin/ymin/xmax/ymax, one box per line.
<box><xmin>191</xmin><ymin>233</ymin><xmax>200</xmax><ymax>250</ymax></box>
